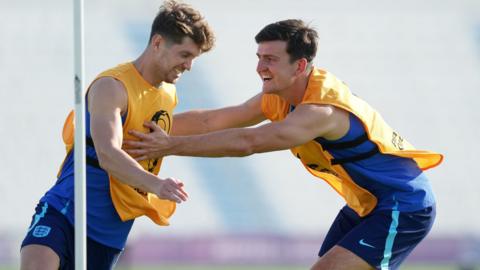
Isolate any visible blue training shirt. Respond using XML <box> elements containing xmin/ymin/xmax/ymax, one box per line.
<box><xmin>41</xmin><ymin>106</ymin><xmax>133</xmax><ymax>250</ymax></box>
<box><xmin>316</xmin><ymin>113</ymin><xmax>436</xmax><ymax>212</ymax></box>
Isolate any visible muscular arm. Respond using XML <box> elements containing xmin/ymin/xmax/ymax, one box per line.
<box><xmin>126</xmin><ymin>103</ymin><xmax>348</xmax><ymax>159</ymax></box>
<box><xmin>88</xmin><ymin>78</ymin><xmax>188</xmax><ymax>203</ymax></box>
<box><xmin>171</xmin><ymin>93</ymin><xmax>266</xmax><ymax>135</ymax></box>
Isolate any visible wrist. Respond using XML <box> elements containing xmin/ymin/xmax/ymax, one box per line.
<box><xmin>169</xmin><ymin>135</ymin><xmax>192</xmax><ymax>156</ymax></box>
<box><xmin>164</xmin><ymin>135</ymin><xmax>178</xmax><ymax>156</ymax></box>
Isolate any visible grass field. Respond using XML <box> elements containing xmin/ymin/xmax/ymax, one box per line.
<box><xmin>1</xmin><ymin>264</ymin><xmax>477</xmax><ymax>270</ymax></box>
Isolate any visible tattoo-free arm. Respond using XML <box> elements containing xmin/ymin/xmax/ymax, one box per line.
<box><xmin>126</xmin><ymin>103</ymin><xmax>341</xmax><ymax>159</ymax></box>
<box><xmin>88</xmin><ymin>78</ymin><xmax>188</xmax><ymax>203</ymax></box>
<box><xmin>171</xmin><ymin>93</ymin><xmax>266</xmax><ymax>135</ymax></box>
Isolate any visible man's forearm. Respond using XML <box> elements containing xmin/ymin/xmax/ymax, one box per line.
<box><xmin>172</xmin><ymin>110</ymin><xmax>211</xmax><ymax>136</ymax></box>
<box><xmin>172</xmin><ymin>101</ymin><xmax>266</xmax><ymax>136</ymax></box>
<box><xmin>96</xmin><ymin>145</ymin><xmax>188</xmax><ymax>203</ymax></box>
<box><xmin>97</xmin><ymin>146</ymin><xmax>159</xmax><ymax>192</ymax></box>
<box><xmin>167</xmin><ymin>128</ymin><xmax>256</xmax><ymax>157</ymax></box>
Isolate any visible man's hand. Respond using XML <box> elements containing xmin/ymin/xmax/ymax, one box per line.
<box><xmin>154</xmin><ymin>177</ymin><xmax>189</xmax><ymax>203</ymax></box>
<box><xmin>124</xmin><ymin>121</ymin><xmax>171</xmax><ymax>161</ymax></box>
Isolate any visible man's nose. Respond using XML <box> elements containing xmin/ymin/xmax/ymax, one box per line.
<box><xmin>256</xmin><ymin>61</ymin><xmax>266</xmax><ymax>73</ymax></box>
<box><xmin>183</xmin><ymin>59</ymin><xmax>193</xmax><ymax>71</ymax></box>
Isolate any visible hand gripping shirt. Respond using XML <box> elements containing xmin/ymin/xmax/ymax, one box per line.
<box><xmin>42</xmin><ymin>62</ymin><xmax>177</xmax><ymax>249</ymax></box>
<box><xmin>261</xmin><ymin>68</ymin><xmax>443</xmax><ymax>217</ymax></box>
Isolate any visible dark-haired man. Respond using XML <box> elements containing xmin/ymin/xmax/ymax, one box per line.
<box><xmin>126</xmin><ymin>19</ymin><xmax>442</xmax><ymax>270</ymax></box>
<box><xmin>20</xmin><ymin>1</ymin><xmax>215</xmax><ymax>269</ymax></box>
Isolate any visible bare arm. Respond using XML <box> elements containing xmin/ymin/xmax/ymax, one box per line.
<box><xmin>88</xmin><ymin>77</ymin><xmax>188</xmax><ymax>203</ymax></box>
<box><xmin>171</xmin><ymin>93</ymin><xmax>266</xmax><ymax>135</ymax></box>
<box><xmin>125</xmin><ymin>103</ymin><xmax>348</xmax><ymax>159</ymax></box>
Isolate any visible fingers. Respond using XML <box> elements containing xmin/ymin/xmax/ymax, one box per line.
<box><xmin>123</xmin><ymin>142</ymin><xmax>152</xmax><ymax>160</ymax></box>
<box><xmin>128</xmin><ymin>129</ymin><xmax>150</xmax><ymax>140</ymax></box>
<box><xmin>170</xmin><ymin>188</ymin><xmax>188</xmax><ymax>204</ymax></box>
<box><xmin>144</xmin><ymin>121</ymin><xmax>162</xmax><ymax>131</ymax></box>
<box><xmin>170</xmin><ymin>179</ymin><xmax>188</xmax><ymax>202</ymax></box>
<box><xmin>123</xmin><ymin>148</ymin><xmax>155</xmax><ymax>161</ymax></box>
<box><xmin>124</xmin><ymin>147</ymin><xmax>145</xmax><ymax>155</ymax></box>
<box><xmin>175</xmin><ymin>182</ymin><xmax>189</xmax><ymax>199</ymax></box>
<box><xmin>123</xmin><ymin>139</ymin><xmax>146</xmax><ymax>148</ymax></box>
<box><xmin>159</xmin><ymin>178</ymin><xmax>189</xmax><ymax>204</ymax></box>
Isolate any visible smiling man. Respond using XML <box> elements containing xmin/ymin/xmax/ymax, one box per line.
<box><xmin>125</xmin><ymin>19</ymin><xmax>443</xmax><ymax>270</ymax></box>
<box><xmin>20</xmin><ymin>1</ymin><xmax>214</xmax><ymax>269</ymax></box>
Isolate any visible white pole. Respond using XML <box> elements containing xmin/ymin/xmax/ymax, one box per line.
<box><xmin>73</xmin><ymin>0</ymin><xmax>87</xmax><ymax>269</ymax></box>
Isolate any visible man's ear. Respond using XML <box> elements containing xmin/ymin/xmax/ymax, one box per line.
<box><xmin>296</xmin><ymin>58</ymin><xmax>308</xmax><ymax>75</ymax></box>
<box><xmin>150</xmin><ymin>34</ymin><xmax>165</xmax><ymax>50</ymax></box>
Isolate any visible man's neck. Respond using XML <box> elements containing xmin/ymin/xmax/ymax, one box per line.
<box><xmin>281</xmin><ymin>69</ymin><xmax>312</xmax><ymax>106</ymax></box>
<box><xmin>132</xmin><ymin>53</ymin><xmax>163</xmax><ymax>88</ymax></box>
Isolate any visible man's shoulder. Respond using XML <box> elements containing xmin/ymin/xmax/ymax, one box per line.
<box><xmin>98</xmin><ymin>62</ymin><xmax>132</xmax><ymax>77</ymax></box>
<box><xmin>91</xmin><ymin>76</ymin><xmax>125</xmax><ymax>92</ymax></box>
<box><xmin>88</xmin><ymin>76</ymin><xmax>128</xmax><ymax>112</ymax></box>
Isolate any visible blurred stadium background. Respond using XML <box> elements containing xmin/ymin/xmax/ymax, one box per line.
<box><xmin>1</xmin><ymin>0</ymin><xmax>479</xmax><ymax>269</ymax></box>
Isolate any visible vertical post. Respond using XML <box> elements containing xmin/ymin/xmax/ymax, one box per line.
<box><xmin>73</xmin><ymin>0</ymin><xmax>86</xmax><ymax>269</ymax></box>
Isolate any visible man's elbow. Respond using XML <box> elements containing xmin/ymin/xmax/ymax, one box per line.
<box><xmin>97</xmin><ymin>158</ymin><xmax>111</xmax><ymax>171</ymax></box>
<box><xmin>238</xmin><ymin>130</ymin><xmax>290</xmax><ymax>156</ymax></box>
<box><xmin>95</xmin><ymin>147</ymin><xmax>118</xmax><ymax>172</ymax></box>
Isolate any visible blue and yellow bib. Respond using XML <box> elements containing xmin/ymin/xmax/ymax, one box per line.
<box><xmin>61</xmin><ymin>62</ymin><xmax>178</xmax><ymax>225</ymax></box>
<box><xmin>261</xmin><ymin>68</ymin><xmax>443</xmax><ymax>216</ymax></box>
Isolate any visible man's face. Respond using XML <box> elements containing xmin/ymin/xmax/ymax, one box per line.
<box><xmin>256</xmin><ymin>41</ymin><xmax>298</xmax><ymax>95</ymax></box>
<box><xmin>154</xmin><ymin>36</ymin><xmax>201</xmax><ymax>84</ymax></box>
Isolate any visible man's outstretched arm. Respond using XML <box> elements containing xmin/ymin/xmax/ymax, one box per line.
<box><xmin>171</xmin><ymin>93</ymin><xmax>266</xmax><ymax>136</ymax></box>
<box><xmin>88</xmin><ymin>77</ymin><xmax>188</xmax><ymax>203</ymax></box>
<box><xmin>125</xmin><ymin>103</ymin><xmax>345</xmax><ymax>160</ymax></box>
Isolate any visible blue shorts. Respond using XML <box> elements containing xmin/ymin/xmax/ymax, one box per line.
<box><xmin>21</xmin><ymin>202</ymin><xmax>123</xmax><ymax>270</ymax></box>
<box><xmin>319</xmin><ymin>204</ymin><xmax>436</xmax><ymax>270</ymax></box>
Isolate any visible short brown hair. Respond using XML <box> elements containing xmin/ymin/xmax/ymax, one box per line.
<box><xmin>149</xmin><ymin>0</ymin><xmax>215</xmax><ymax>52</ymax></box>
